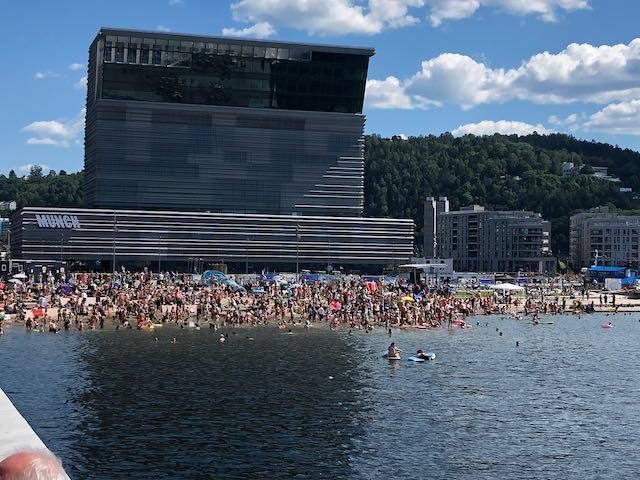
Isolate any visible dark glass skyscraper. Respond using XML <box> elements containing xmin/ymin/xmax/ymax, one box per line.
<box><xmin>84</xmin><ymin>28</ymin><xmax>373</xmax><ymax>215</ymax></box>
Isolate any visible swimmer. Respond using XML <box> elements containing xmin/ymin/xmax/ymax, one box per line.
<box><xmin>416</xmin><ymin>349</ymin><xmax>432</xmax><ymax>360</ymax></box>
<box><xmin>171</xmin><ymin>337</ymin><xmax>177</xmax><ymax>344</ymax></box>
<box><xmin>219</xmin><ymin>334</ymin><xmax>226</xmax><ymax>343</ymax></box>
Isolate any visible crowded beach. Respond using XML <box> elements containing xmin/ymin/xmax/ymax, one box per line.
<box><xmin>0</xmin><ymin>269</ymin><xmax>633</xmax><ymax>337</ymax></box>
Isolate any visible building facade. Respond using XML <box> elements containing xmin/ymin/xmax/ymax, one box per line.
<box><xmin>84</xmin><ymin>28</ymin><xmax>371</xmax><ymax>216</ymax></box>
<box><xmin>570</xmin><ymin>206</ymin><xmax>640</xmax><ymax>268</ymax></box>
<box><xmin>423</xmin><ymin>196</ymin><xmax>449</xmax><ymax>258</ymax></box>
<box><xmin>436</xmin><ymin>203</ymin><xmax>554</xmax><ymax>273</ymax></box>
<box><xmin>10</xmin><ymin>207</ymin><xmax>413</xmax><ymax>272</ymax></box>
<box><xmin>10</xmin><ymin>29</ymin><xmax>414</xmax><ymax>272</ymax></box>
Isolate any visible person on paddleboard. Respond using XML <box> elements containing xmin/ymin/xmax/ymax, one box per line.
<box><xmin>387</xmin><ymin>342</ymin><xmax>401</xmax><ymax>356</ymax></box>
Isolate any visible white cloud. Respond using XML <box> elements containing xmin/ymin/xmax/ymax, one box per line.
<box><xmin>222</xmin><ymin>22</ymin><xmax>276</xmax><ymax>39</ymax></box>
<box><xmin>228</xmin><ymin>0</ymin><xmax>425</xmax><ymax>36</ymax></box>
<box><xmin>224</xmin><ymin>0</ymin><xmax>588</xmax><ymax>36</ymax></box>
<box><xmin>74</xmin><ymin>76</ymin><xmax>88</xmax><ymax>90</ymax></box>
<box><xmin>34</xmin><ymin>71</ymin><xmax>59</xmax><ymax>80</ymax></box>
<box><xmin>18</xmin><ymin>163</ymin><xmax>51</xmax><ymax>173</ymax></box>
<box><xmin>368</xmin><ymin>38</ymin><xmax>640</xmax><ymax>109</ymax></box>
<box><xmin>22</xmin><ymin>109</ymin><xmax>85</xmax><ymax>148</ymax></box>
<box><xmin>365</xmin><ymin>76</ymin><xmax>415</xmax><ymax>109</ymax></box>
<box><xmin>168</xmin><ymin>0</ymin><xmax>184</xmax><ymax>5</ymax></box>
<box><xmin>156</xmin><ymin>25</ymin><xmax>171</xmax><ymax>32</ymax></box>
<box><xmin>452</xmin><ymin>120</ymin><xmax>552</xmax><ymax>136</ymax></box>
<box><xmin>426</xmin><ymin>0</ymin><xmax>589</xmax><ymax>26</ymax></box>
<box><xmin>68</xmin><ymin>62</ymin><xmax>85</xmax><ymax>71</ymax></box>
<box><xmin>583</xmin><ymin>99</ymin><xmax>640</xmax><ymax>135</ymax></box>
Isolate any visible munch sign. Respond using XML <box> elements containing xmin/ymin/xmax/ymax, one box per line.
<box><xmin>36</xmin><ymin>214</ymin><xmax>81</xmax><ymax>229</ymax></box>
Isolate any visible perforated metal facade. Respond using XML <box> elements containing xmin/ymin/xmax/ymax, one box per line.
<box><xmin>11</xmin><ymin>208</ymin><xmax>414</xmax><ymax>270</ymax></box>
<box><xmin>84</xmin><ymin>28</ymin><xmax>371</xmax><ymax>215</ymax></box>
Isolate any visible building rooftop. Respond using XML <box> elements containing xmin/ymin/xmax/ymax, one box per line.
<box><xmin>97</xmin><ymin>27</ymin><xmax>375</xmax><ymax>57</ymax></box>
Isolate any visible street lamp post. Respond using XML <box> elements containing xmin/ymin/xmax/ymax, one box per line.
<box><xmin>245</xmin><ymin>237</ymin><xmax>249</xmax><ymax>275</ymax></box>
<box><xmin>157</xmin><ymin>233</ymin><xmax>162</xmax><ymax>276</ymax></box>
<box><xmin>112</xmin><ymin>212</ymin><xmax>118</xmax><ymax>285</ymax></box>
<box><xmin>296</xmin><ymin>224</ymin><xmax>300</xmax><ymax>282</ymax></box>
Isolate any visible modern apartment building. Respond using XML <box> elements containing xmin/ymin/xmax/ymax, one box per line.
<box><xmin>434</xmin><ymin>201</ymin><xmax>554</xmax><ymax>273</ymax></box>
<box><xmin>570</xmin><ymin>206</ymin><xmax>640</xmax><ymax>268</ymax></box>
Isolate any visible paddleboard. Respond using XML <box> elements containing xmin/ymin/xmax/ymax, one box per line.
<box><xmin>382</xmin><ymin>352</ymin><xmax>401</xmax><ymax>360</ymax></box>
<box><xmin>408</xmin><ymin>353</ymin><xmax>436</xmax><ymax>361</ymax></box>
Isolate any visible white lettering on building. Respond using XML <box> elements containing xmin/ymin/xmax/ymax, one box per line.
<box><xmin>35</xmin><ymin>214</ymin><xmax>81</xmax><ymax>229</ymax></box>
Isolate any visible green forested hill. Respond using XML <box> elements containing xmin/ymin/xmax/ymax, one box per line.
<box><xmin>364</xmin><ymin>133</ymin><xmax>640</xmax><ymax>256</ymax></box>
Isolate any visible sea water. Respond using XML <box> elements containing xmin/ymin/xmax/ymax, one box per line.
<box><xmin>1</xmin><ymin>313</ymin><xmax>639</xmax><ymax>479</ymax></box>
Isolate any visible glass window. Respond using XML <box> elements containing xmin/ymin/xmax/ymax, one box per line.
<box><xmin>265</xmin><ymin>47</ymin><xmax>277</xmax><ymax>59</ymax></box>
<box><xmin>104</xmin><ymin>41</ymin><xmax>113</xmax><ymax>62</ymax></box>
<box><xmin>277</xmin><ymin>48</ymin><xmax>288</xmax><ymax>59</ymax></box>
<box><xmin>254</xmin><ymin>46</ymin><xmax>266</xmax><ymax>58</ymax></box>
<box><xmin>241</xmin><ymin>45</ymin><xmax>253</xmax><ymax>57</ymax></box>
<box><xmin>229</xmin><ymin>44</ymin><xmax>241</xmax><ymax>56</ymax></box>
<box><xmin>140</xmin><ymin>44</ymin><xmax>150</xmax><ymax>64</ymax></box>
<box><xmin>152</xmin><ymin>49</ymin><xmax>162</xmax><ymax>65</ymax></box>
<box><xmin>205</xmin><ymin>43</ymin><xmax>216</xmax><ymax>53</ymax></box>
<box><xmin>218</xmin><ymin>43</ymin><xmax>230</xmax><ymax>55</ymax></box>
<box><xmin>115</xmin><ymin>43</ymin><xmax>125</xmax><ymax>63</ymax></box>
<box><xmin>194</xmin><ymin>42</ymin><xmax>206</xmax><ymax>52</ymax></box>
<box><xmin>181</xmin><ymin>40</ymin><xmax>193</xmax><ymax>50</ymax></box>
<box><xmin>127</xmin><ymin>44</ymin><xmax>137</xmax><ymax>63</ymax></box>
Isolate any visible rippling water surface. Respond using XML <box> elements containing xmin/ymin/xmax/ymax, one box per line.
<box><xmin>1</xmin><ymin>313</ymin><xmax>640</xmax><ymax>479</ymax></box>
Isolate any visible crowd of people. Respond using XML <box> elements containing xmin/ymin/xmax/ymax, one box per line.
<box><xmin>0</xmin><ymin>269</ymin><xmax>613</xmax><ymax>336</ymax></box>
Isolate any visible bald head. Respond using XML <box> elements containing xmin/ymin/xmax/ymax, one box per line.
<box><xmin>0</xmin><ymin>451</ymin><xmax>67</xmax><ymax>480</ymax></box>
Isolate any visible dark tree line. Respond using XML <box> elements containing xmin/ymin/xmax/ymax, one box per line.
<box><xmin>364</xmin><ymin>133</ymin><xmax>640</xmax><ymax>256</ymax></box>
<box><xmin>0</xmin><ymin>166</ymin><xmax>83</xmax><ymax>211</ymax></box>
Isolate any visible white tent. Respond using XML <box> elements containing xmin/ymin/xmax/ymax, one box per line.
<box><xmin>488</xmin><ymin>283</ymin><xmax>524</xmax><ymax>291</ymax></box>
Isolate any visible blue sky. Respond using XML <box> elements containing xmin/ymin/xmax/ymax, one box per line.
<box><xmin>2</xmin><ymin>0</ymin><xmax>640</xmax><ymax>175</ymax></box>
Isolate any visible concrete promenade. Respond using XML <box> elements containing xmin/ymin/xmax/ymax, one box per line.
<box><xmin>0</xmin><ymin>387</ymin><xmax>48</xmax><ymax>458</ymax></box>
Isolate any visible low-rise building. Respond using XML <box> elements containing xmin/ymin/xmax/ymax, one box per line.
<box><xmin>570</xmin><ymin>206</ymin><xmax>640</xmax><ymax>268</ymax></box>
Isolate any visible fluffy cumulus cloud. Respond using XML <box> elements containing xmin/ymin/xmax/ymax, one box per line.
<box><xmin>365</xmin><ymin>76</ymin><xmax>415</xmax><ymax>109</ymax></box>
<box><xmin>68</xmin><ymin>63</ymin><xmax>85</xmax><ymax>71</ymax></box>
<box><xmin>224</xmin><ymin>0</ymin><xmax>588</xmax><ymax>36</ymax></box>
<box><xmin>452</xmin><ymin>120</ymin><xmax>552</xmax><ymax>136</ymax></box>
<box><xmin>426</xmin><ymin>0</ymin><xmax>589</xmax><ymax>26</ymax></box>
<box><xmin>22</xmin><ymin>109</ymin><xmax>85</xmax><ymax>148</ymax></box>
<box><xmin>222</xmin><ymin>22</ymin><xmax>276</xmax><ymax>39</ymax></box>
<box><xmin>368</xmin><ymin>38</ymin><xmax>640</xmax><ymax>110</ymax></box>
<box><xmin>227</xmin><ymin>0</ymin><xmax>425</xmax><ymax>36</ymax></box>
<box><xmin>583</xmin><ymin>100</ymin><xmax>640</xmax><ymax>135</ymax></box>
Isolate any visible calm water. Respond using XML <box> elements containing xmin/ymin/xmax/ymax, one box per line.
<box><xmin>1</xmin><ymin>314</ymin><xmax>640</xmax><ymax>479</ymax></box>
